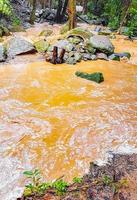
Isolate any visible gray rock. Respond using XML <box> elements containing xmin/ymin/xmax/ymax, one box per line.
<box><xmin>66</xmin><ymin>57</ymin><xmax>76</xmax><ymax>65</ymax></box>
<box><xmin>114</xmin><ymin>52</ymin><xmax>131</xmax><ymax>59</ymax></box>
<box><xmin>109</xmin><ymin>54</ymin><xmax>120</xmax><ymax>61</ymax></box>
<box><xmin>90</xmin><ymin>35</ymin><xmax>114</xmax><ymax>54</ymax></box>
<box><xmin>96</xmin><ymin>53</ymin><xmax>108</xmax><ymax>60</ymax></box>
<box><xmin>83</xmin><ymin>53</ymin><xmax>92</xmax><ymax>60</ymax></box>
<box><xmin>55</xmin><ymin>40</ymin><xmax>74</xmax><ymax>52</ymax></box>
<box><xmin>7</xmin><ymin>36</ymin><xmax>36</xmax><ymax>57</ymax></box>
<box><xmin>0</xmin><ymin>44</ymin><xmax>6</xmax><ymax>62</ymax></box>
<box><xmin>74</xmin><ymin>52</ymin><xmax>82</xmax><ymax>62</ymax></box>
<box><xmin>91</xmin><ymin>55</ymin><xmax>97</xmax><ymax>60</ymax></box>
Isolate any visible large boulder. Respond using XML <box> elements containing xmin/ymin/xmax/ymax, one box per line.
<box><xmin>7</xmin><ymin>36</ymin><xmax>36</xmax><ymax>57</ymax></box>
<box><xmin>0</xmin><ymin>44</ymin><xmax>6</xmax><ymax>62</ymax></box>
<box><xmin>90</xmin><ymin>35</ymin><xmax>114</xmax><ymax>54</ymax></box>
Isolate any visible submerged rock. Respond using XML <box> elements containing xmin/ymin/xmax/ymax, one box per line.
<box><xmin>0</xmin><ymin>44</ymin><xmax>6</xmax><ymax>62</ymax></box>
<box><xmin>7</xmin><ymin>36</ymin><xmax>36</xmax><ymax>57</ymax></box>
<box><xmin>75</xmin><ymin>71</ymin><xmax>104</xmax><ymax>83</ymax></box>
<box><xmin>90</xmin><ymin>35</ymin><xmax>114</xmax><ymax>54</ymax></box>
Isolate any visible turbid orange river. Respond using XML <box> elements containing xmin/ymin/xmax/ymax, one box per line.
<box><xmin>0</xmin><ymin>24</ymin><xmax>137</xmax><ymax>199</ymax></box>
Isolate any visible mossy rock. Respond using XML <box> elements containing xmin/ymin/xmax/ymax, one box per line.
<box><xmin>66</xmin><ymin>28</ymin><xmax>93</xmax><ymax>41</ymax></box>
<box><xmin>39</xmin><ymin>29</ymin><xmax>53</xmax><ymax>37</ymax></box>
<box><xmin>75</xmin><ymin>71</ymin><xmax>104</xmax><ymax>83</ymax></box>
<box><xmin>84</xmin><ymin>41</ymin><xmax>96</xmax><ymax>54</ymax></box>
<box><xmin>34</xmin><ymin>39</ymin><xmax>50</xmax><ymax>53</ymax></box>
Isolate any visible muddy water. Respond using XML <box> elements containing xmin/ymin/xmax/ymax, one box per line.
<box><xmin>0</xmin><ymin>32</ymin><xmax>137</xmax><ymax>200</ymax></box>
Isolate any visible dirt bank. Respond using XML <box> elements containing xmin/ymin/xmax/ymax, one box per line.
<box><xmin>18</xmin><ymin>153</ymin><xmax>137</xmax><ymax>200</ymax></box>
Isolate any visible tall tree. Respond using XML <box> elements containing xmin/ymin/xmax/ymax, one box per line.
<box><xmin>68</xmin><ymin>0</ymin><xmax>76</xmax><ymax>30</ymax></box>
<box><xmin>29</xmin><ymin>0</ymin><xmax>37</xmax><ymax>24</ymax></box>
<box><xmin>55</xmin><ymin>0</ymin><xmax>68</xmax><ymax>23</ymax></box>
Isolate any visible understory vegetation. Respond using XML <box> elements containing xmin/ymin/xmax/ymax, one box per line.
<box><xmin>22</xmin><ymin>168</ymin><xmax>128</xmax><ymax>199</ymax></box>
<box><xmin>0</xmin><ymin>0</ymin><xmax>137</xmax><ymax>36</ymax></box>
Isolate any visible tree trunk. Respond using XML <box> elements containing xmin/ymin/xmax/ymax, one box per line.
<box><xmin>82</xmin><ymin>0</ymin><xmax>88</xmax><ymax>14</ymax></box>
<box><xmin>30</xmin><ymin>0</ymin><xmax>37</xmax><ymax>25</ymax></box>
<box><xmin>68</xmin><ymin>0</ymin><xmax>76</xmax><ymax>30</ymax></box>
<box><xmin>55</xmin><ymin>0</ymin><xmax>63</xmax><ymax>23</ymax></box>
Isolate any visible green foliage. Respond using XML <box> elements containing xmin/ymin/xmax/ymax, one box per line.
<box><xmin>0</xmin><ymin>0</ymin><xmax>13</xmax><ymax>16</ymax></box>
<box><xmin>23</xmin><ymin>169</ymin><xmax>68</xmax><ymax>197</ymax></box>
<box><xmin>52</xmin><ymin>179</ymin><xmax>68</xmax><ymax>195</ymax></box>
<box><xmin>12</xmin><ymin>16</ymin><xmax>21</xmax><ymax>26</ymax></box>
<box><xmin>102</xmin><ymin>175</ymin><xmax>129</xmax><ymax>193</ymax></box>
<box><xmin>73</xmin><ymin>177</ymin><xmax>82</xmax><ymax>184</ymax></box>
<box><xmin>102</xmin><ymin>175</ymin><xmax>113</xmax><ymax>185</ymax></box>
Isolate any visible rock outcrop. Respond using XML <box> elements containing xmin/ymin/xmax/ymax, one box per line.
<box><xmin>7</xmin><ymin>36</ymin><xmax>36</xmax><ymax>58</ymax></box>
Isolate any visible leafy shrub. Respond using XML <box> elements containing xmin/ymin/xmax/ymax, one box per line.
<box><xmin>0</xmin><ymin>0</ymin><xmax>13</xmax><ymax>17</ymax></box>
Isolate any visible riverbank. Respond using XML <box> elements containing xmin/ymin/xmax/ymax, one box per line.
<box><xmin>18</xmin><ymin>153</ymin><xmax>137</xmax><ymax>200</ymax></box>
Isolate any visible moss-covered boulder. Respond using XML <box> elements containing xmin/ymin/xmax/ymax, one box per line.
<box><xmin>39</xmin><ymin>29</ymin><xmax>53</xmax><ymax>37</ymax></box>
<box><xmin>66</xmin><ymin>28</ymin><xmax>93</xmax><ymax>41</ymax></box>
<box><xmin>75</xmin><ymin>71</ymin><xmax>104</xmax><ymax>83</ymax></box>
<box><xmin>90</xmin><ymin>35</ymin><xmax>114</xmax><ymax>55</ymax></box>
<box><xmin>34</xmin><ymin>39</ymin><xmax>50</xmax><ymax>53</ymax></box>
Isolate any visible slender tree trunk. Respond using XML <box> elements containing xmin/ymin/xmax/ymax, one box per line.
<box><xmin>55</xmin><ymin>0</ymin><xmax>63</xmax><ymax>23</ymax></box>
<box><xmin>82</xmin><ymin>0</ymin><xmax>88</xmax><ymax>14</ymax></box>
<box><xmin>30</xmin><ymin>0</ymin><xmax>37</xmax><ymax>24</ymax></box>
<box><xmin>68</xmin><ymin>0</ymin><xmax>76</xmax><ymax>30</ymax></box>
<box><xmin>49</xmin><ymin>0</ymin><xmax>52</xmax><ymax>10</ymax></box>
<box><xmin>118</xmin><ymin>0</ymin><xmax>132</xmax><ymax>34</ymax></box>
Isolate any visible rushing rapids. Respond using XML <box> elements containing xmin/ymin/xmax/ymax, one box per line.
<box><xmin>0</xmin><ymin>25</ymin><xmax>137</xmax><ymax>200</ymax></box>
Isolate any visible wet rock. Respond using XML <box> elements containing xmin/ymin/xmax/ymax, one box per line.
<box><xmin>66</xmin><ymin>57</ymin><xmax>77</xmax><ymax>65</ymax></box>
<box><xmin>91</xmin><ymin>55</ymin><xmax>97</xmax><ymax>60</ymax></box>
<box><xmin>75</xmin><ymin>71</ymin><xmax>104</xmax><ymax>83</ymax></box>
<box><xmin>68</xmin><ymin>36</ymin><xmax>82</xmax><ymax>45</ymax></box>
<box><xmin>115</xmin><ymin>52</ymin><xmax>131</xmax><ymax>59</ymax></box>
<box><xmin>109</xmin><ymin>54</ymin><xmax>120</xmax><ymax>61</ymax></box>
<box><xmin>90</xmin><ymin>35</ymin><xmax>114</xmax><ymax>54</ymax></box>
<box><xmin>7</xmin><ymin>36</ymin><xmax>36</xmax><ymax>57</ymax></box>
<box><xmin>74</xmin><ymin>52</ymin><xmax>82</xmax><ymax>62</ymax></box>
<box><xmin>96</xmin><ymin>53</ymin><xmax>108</xmax><ymax>60</ymax></box>
<box><xmin>34</xmin><ymin>39</ymin><xmax>50</xmax><ymax>53</ymax></box>
<box><xmin>85</xmin><ymin>42</ymin><xmax>96</xmax><ymax>54</ymax></box>
<box><xmin>0</xmin><ymin>44</ymin><xmax>6</xmax><ymax>62</ymax></box>
<box><xmin>66</xmin><ymin>27</ymin><xmax>93</xmax><ymax>41</ymax></box>
<box><xmin>83</xmin><ymin>53</ymin><xmax>92</xmax><ymax>61</ymax></box>
<box><xmin>55</xmin><ymin>40</ymin><xmax>74</xmax><ymax>52</ymax></box>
